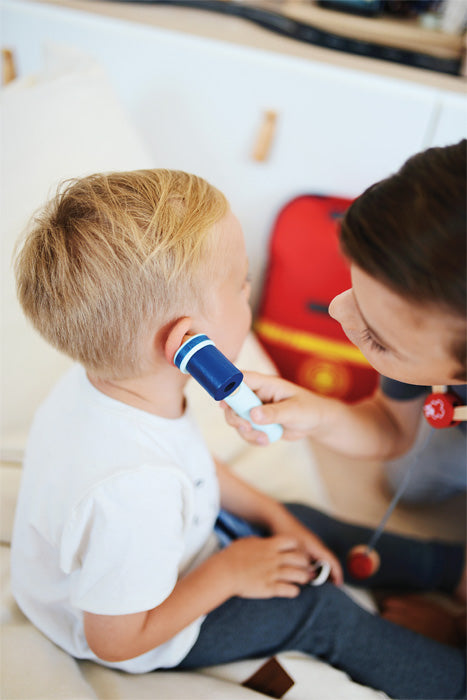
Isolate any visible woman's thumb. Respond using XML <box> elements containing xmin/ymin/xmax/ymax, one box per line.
<box><xmin>250</xmin><ymin>403</ymin><xmax>281</xmax><ymax>425</ymax></box>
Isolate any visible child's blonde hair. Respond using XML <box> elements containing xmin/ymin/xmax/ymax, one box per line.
<box><xmin>14</xmin><ymin>169</ymin><xmax>228</xmax><ymax>379</ymax></box>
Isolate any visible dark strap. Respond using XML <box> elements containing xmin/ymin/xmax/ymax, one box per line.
<box><xmin>214</xmin><ymin>508</ymin><xmax>262</xmax><ymax>547</ymax></box>
<box><xmin>109</xmin><ymin>0</ymin><xmax>461</xmax><ymax>76</ymax></box>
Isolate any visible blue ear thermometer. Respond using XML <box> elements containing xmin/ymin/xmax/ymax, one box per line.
<box><xmin>173</xmin><ymin>334</ymin><xmax>283</xmax><ymax>443</ymax></box>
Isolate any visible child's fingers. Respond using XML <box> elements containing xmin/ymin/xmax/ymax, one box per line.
<box><xmin>279</xmin><ymin>566</ymin><xmax>312</xmax><ymax>586</ymax></box>
<box><xmin>272</xmin><ymin>535</ymin><xmax>301</xmax><ymax>552</ymax></box>
<box><xmin>303</xmin><ymin>539</ymin><xmax>343</xmax><ymax>586</ymax></box>
<box><xmin>270</xmin><ymin>582</ymin><xmax>301</xmax><ymax>599</ymax></box>
<box><xmin>325</xmin><ymin>555</ymin><xmax>343</xmax><ymax>586</ymax></box>
<box><xmin>312</xmin><ymin>552</ymin><xmax>342</xmax><ymax>586</ymax></box>
<box><xmin>272</xmin><ymin>538</ymin><xmax>313</xmax><ymax>583</ymax></box>
<box><xmin>281</xmin><ymin>551</ymin><xmax>313</xmax><ymax>570</ymax></box>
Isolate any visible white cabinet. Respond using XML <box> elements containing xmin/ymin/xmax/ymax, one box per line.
<box><xmin>431</xmin><ymin>92</ymin><xmax>467</xmax><ymax>145</ymax></box>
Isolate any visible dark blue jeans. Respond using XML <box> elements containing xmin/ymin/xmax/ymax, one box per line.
<box><xmin>177</xmin><ymin>504</ymin><xmax>466</xmax><ymax>699</ymax></box>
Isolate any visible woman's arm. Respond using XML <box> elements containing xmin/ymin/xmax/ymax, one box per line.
<box><xmin>223</xmin><ymin>372</ymin><xmax>424</xmax><ymax>460</ymax></box>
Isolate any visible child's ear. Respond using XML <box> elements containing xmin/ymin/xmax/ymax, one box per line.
<box><xmin>163</xmin><ymin>317</ymin><xmax>194</xmax><ymax>366</ymax></box>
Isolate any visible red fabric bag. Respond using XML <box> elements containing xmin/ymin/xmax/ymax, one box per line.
<box><xmin>255</xmin><ymin>195</ymin><xmax>378</xmax><ymax>402</ymax></box>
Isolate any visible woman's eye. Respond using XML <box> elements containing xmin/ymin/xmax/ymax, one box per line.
<box><xmin>361</xmin><ymin>329</ymin><xmax>387</xmax><ymax>354</ymax></box>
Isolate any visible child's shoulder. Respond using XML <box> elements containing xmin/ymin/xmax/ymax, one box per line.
<box><xmin>28</xmin><ymin>364</ymin><xmax>121</xmax><ymax>454</ymax></box>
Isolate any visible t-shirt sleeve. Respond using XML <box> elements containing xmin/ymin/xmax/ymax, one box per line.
<box><xmin>60</xmin><ymin>464</ymin><xmax>194</xmax><ymax>615</ymax></box>
<box><xmin>379</xmin><ymin>375</ymin><xmax>429</xmax><ymax>401</ymax></box>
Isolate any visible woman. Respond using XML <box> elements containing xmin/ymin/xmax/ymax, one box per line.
<box><xmin>224</xmin><ymin>139</ymin><xmax>466</xmax><ymax>650</ymax></box>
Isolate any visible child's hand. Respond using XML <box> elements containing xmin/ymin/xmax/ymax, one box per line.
<box><xmin>268</xmin><ymin>507</ymin><xmax>343</xmax><ymax>586</ymax></box>
<box><xmin>219</xmin><ymin>535</ymin><xmax>313</xmax><ymax>599</ymax></box>
<box><xmin>221</xmin><ymin>371</ymin><xmax>329</xmax><ymax>446</ymax></box>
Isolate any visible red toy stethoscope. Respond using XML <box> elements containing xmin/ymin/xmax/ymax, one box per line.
<box><xmin>346</xmin><ymin>385</ymin><xmax>467</xmax><ymax>580</ymax></box>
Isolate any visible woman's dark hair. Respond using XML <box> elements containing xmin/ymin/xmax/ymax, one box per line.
<box><xmin>340</xmin><ymin>139</ymin><xmax>466</xmax><ymax>380</ymax></box>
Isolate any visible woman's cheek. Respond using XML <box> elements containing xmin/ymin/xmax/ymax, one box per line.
<box><xmin>340</xmin><ymin>325</ymin><xmax>362</xmax><ymax>349</ymax></box>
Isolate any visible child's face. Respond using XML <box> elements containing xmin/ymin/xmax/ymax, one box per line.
<box><xmin>329</xmin><ymin>265</ymin><xmax>465</xmax><ymax>386</ymax></box>
<box><xmin>198</xmin><ymin>210</ymin><xmax>252</xmax><ymax>361</ymax></box>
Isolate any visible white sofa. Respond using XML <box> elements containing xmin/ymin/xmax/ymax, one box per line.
<box><xmin>0</xmin><ymin>45</ymin><xmax>388</xmax><ymax>699</ymax></box>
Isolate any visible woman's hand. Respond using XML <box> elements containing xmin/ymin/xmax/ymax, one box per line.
<box><xmin>218</xmin><ymin>535</ymin><xmax>313</xmax><ymax>599</ymax></box>
<box><xmin>221</xmin><ymin>371</ymin><xmax>332</xmax><ymax>445</ymax></box>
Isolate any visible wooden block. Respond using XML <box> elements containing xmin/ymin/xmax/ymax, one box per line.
<box><xmin>242</xmin><ymin>657</ymin><xmax>295</xmax><ymax>698</ymax></box>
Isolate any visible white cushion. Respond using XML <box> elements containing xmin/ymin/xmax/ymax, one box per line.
<box><xmin>0</xmin><ymin>465</ymin><xmax>21</xmax><ymax>545</ymax></box>
<box><xmin>0</xmin><ymin>44</ymin><xmax>153</xmax><ymax>459</ymax></box>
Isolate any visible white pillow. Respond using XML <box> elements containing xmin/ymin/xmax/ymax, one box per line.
<box><xmin>0</xmin><ymin>45</ymin><xmax>153</xmax><ymax>459</ymax></box>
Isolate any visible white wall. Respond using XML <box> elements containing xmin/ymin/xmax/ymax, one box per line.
<box><xmin>3</xmin><ymin>0</ymin><xmax>466</xmax><ymax>304</ymax></box>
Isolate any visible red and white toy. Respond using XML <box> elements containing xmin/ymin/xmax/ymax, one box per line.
<box><xmin>423</xmin><ymin>385</ymin><xmax>466</xmax><ymax>429</ymax></box>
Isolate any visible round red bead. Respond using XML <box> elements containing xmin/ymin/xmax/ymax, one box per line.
<box><xmin>347</xmin><ymin>552</ymin><xmax>374</xmax><ymax>579</ymax></box>
<box><xmin>423</xmin><ymin>392</ymin><xmax>460</xmax><ymax>428</ymax></box>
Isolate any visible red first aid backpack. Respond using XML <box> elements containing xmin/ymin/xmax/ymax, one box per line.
<box><xmin>255</xmin><ymin>195</ymin><xmax>378</xmax><ymax>403</ymax></box>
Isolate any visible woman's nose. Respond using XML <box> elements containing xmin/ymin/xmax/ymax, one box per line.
<box><xmin>328</xmin><ymin>289</ymin><xmax>352</xmax><ymax>323</ymax></box>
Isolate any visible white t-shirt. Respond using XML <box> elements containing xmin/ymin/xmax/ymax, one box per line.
<box><xmin>11</xmin><ymin>365</ymin><xmax>221</xmax><ymax>672</ymax></box>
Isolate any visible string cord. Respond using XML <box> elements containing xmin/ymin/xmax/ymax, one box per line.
<box><xmin>366</xmin><ymin>426</ymin><xmax>435</xmax><ymax>553</ymax></box>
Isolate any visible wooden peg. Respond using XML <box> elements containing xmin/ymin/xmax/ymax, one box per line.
<box><xmin>431</xmin><ymin>385</ymin><xmax>447</xmax><ymax>393</ymax></box>
<box><xmin>252</xmin><ymin>110</ymin><xmax>278</xmax><ymax>162</ymax></box>
<box><xmin>453</xmin><ymin>405</ymin><xmax>467</xmax><ymax>421</ymax></box>
<box><xmin>2</xmin><ymin>48</ymin><xmax>16</xmax><ymax>86</ymax></box>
